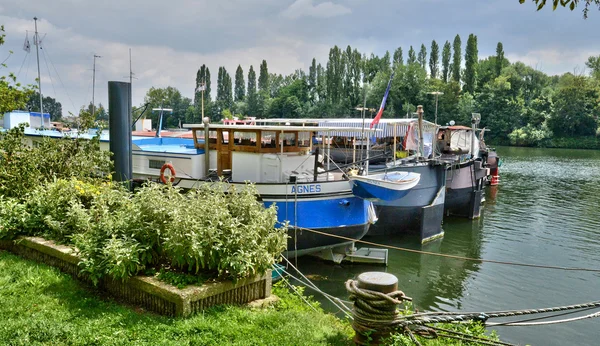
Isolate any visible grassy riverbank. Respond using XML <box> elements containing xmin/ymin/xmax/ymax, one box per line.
<box><xmin>0</xmin><ymin>251</ymin><xmax>502</xmax><ymax>345</ymax></box>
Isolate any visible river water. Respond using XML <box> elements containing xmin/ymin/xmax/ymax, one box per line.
<box><xmin>292</xmin><ymin>146</ymin><xmax>600</xmax><ymax>346</ymax></box>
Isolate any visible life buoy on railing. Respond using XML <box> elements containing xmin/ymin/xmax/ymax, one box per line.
<box><xmin>160</xmin><ymin>163</ymin><xmax>176</xmax><ymax>184</ymax></box>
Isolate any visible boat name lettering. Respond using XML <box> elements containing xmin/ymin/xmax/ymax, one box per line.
<box><xmin>291</xmin><ymin>184</ymin><xmax>322</xmax><ymax>193</ymax></box>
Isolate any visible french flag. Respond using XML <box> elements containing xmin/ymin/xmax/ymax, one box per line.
<box><xmin>370</xmin><ymin>72</ymin><xmax>395</xmax><ymax>129</ymax></box>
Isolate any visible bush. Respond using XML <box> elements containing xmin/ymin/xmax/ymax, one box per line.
<box><xmin>69</xmin><ymin>181</ymin><xmax>286</xmax><ymax>283</ymax></box>
<box><xmin>0</xmin><ymin>124</ymin><xmax>111</xmax><ymax>200</ymax></box>
<box><xmin>0</xmin><ymin>196</ymin><xmax>30</xmax><ymax>240</ymax></box>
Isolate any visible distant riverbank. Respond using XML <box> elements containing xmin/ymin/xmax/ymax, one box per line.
<box><xmin>494</xmin><ymin>135</ymin><xmax>600</xmax><ymax>150</ymax></box>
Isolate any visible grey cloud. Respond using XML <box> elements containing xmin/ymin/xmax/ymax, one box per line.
<box><xmin>281</xmin><ymin>0</ymin><xmax>352</xmax><ymax>19</ymax></box>
<box><xmin>2</xmin><ymin>0</ymin><xmax>600</xmax><ymax>116</ymax></box>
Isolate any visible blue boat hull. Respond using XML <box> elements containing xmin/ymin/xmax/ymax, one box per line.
<box><xmin>263</xmin><ymin>193</ymin><xmax>372</xmax><ymax>256</ymax></box>
<box><xmin>367</xmin><ymin>162</ymin><xmax>446</xmax><ymax>242</ymax></box>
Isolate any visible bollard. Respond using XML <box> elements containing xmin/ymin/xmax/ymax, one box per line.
<box><xmin>347</xmin><ymin>272</ymin><xmax>410</xmax><ymax>345</ymax></box>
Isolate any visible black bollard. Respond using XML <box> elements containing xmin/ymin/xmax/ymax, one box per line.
<box><xmin>108</xmin><ymin>81</ymin><xmax>132</xmax><ymax>186</ymax></box>
<box><xmin>348</xmin><ymin>272</ymin><xmax>403</xmax><ymax>345</ymax></box>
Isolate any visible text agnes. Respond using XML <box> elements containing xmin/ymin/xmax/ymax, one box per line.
<box><xmin>291</xmin><ymin>184</ymin><xmax>322</xmax><ymax>194</ymax></box>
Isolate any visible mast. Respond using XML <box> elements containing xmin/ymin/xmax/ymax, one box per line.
<box><xmin>92</xmin><ymin>54</ymin><xmax>101</xmax><ymax>118</ymax></box>
<box><xmin>33</xmin><ymin>17</ymin><xmax>44</xmax><ymax>128</ymax></box>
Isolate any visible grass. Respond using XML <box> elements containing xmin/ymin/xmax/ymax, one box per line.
<box><xmin>0</xmin><ymin>250</ymin><xmax>501</xmax><ymax>345</ymax></box>
<box><xmin>0</xmin><ymin>250</ymin><xmax>353</xmax><ymax>346</ymax></box>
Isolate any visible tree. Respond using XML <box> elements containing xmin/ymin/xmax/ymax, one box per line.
<box><xmin>0</xmin><ymin>26</ymin><xmax>32</xmax><ymax>115</ymax></box>
<box><xmin>495</xmin><ymin>42</ymin><xmax>505</xmax><ymax>77</ymax></box>
<box><xmin>518</xmin><ymin>0</ymin><xmax>600</xmax><ymax>18</ymax></box>
<box><xmin>308</xmin><ymin>58</ymin><xmax>317</xmax><ymax>103</ymax></box>
<box><xmin>442</xmin><ymin>41</ymin><xmax>451</xmax><ymax>83</ymax></box>
<box><xmin>451</xmin><ymin>35</ymin><xmax>462</xmax><ymax>83</ymax></box>
<box><xmin>407</xmin><ymin>46</ymin><xmax>417</xmax><ymax>65</ymax></box>
<box><xmin>326</xmin><ymin>45</ymin><xmax>343</xmax><ymax>105</ymax></box>
<box><xmin>393</xmin><ymin>47</ymin><xmax>404</xmax><ymax>66</ymax></box>
<box><xmin>258</xmin><ymin>60</ymin><xmax>269</xmax><ymax>92</ymax></box>
<box><xmin>142</xmin><ymin>86</ymin><xmax>192</xmax><ymax>128</ymax></box>
<box><xmin>26</xmin><ymin>92</ymin><xmax>63</xmax><ymax>120</ymax></box>
<box><xmin>234</xmin><ymin>65</ymin><xmax>245</xmax><ymax>102</ymax></box>
<box><xmin>194</xmin><ymin>65</ymin><xmax>211</xmax><ymax>105</ymax></box>
<box><xmin>585</xmin><ymin>55</ymin><xmax>600</xmax><ymax>79</ymax></box>
<box><xmin>418</xmin><ymin>44</ymin><xmax>427</xmax><ymax>70</ymax></box>
<box><xmin>247</xmin><ymin>65</ymin><xmax>258</xmax><ymax>116</ymax></box>
<box><xmin>316</xmin><ymin>63</ymin><xmax>326</xmax><ymax>102</ymax></box>
<box><xmin>429</xmin><ymin>40</ymin><xmax>440</xmax><ymax>79</ymax></box>
<box><xmin>547</xmin><ymin>74</ymin><xmax>599</xmax><ymax>136</ymax></box>
<box><xmin>464</xmin><ymin>34</ymin><xmax>478</xmax><ymax>94</ymax></box>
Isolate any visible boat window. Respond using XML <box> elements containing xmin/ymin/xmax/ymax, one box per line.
<box><xmin>282</xmin><ymin>133</ymin><xmax>296</xmax><ymax>147</ymax></box>
<box><xmin>234</xmin><ymin>131</ymin><xmax>256</xmax><ymax>146</ymax></box>
<box><xmin>261</xmin><ymin>131</ymin><xmax>276</xmax><ymax>148</ymax></box>
<box><xmin>298</xmin><ymin>132</ymin><xmax>311</xmax><ymax>147</ymax></box>
<box><xmin>195</xmin><ymin>130</ymin><xmax>218</xmax><ymax>144</ymax></box>
<box><xmin>220</xmin><ymin>131</ymin><xmax>229</xmax><ymax>144</ymax></box>
<box><xmin>149</xmin><ymin>160</ymin><xmax>165</xmax><ymax>169</ymax></box>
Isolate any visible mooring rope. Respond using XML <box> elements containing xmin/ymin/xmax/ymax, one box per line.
<box><xmin>282</xmin><ymin>223</ymin><xmax>600</xmax><ymax>273</ymax></box>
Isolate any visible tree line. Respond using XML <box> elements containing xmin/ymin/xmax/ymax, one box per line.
<box><xmin>138</xmin><ymin>33</ymin><xmax>600</xmax><ymax>146</ymax></box>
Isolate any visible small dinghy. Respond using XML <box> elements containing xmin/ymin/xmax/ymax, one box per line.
<box><xmin>349</xmin><ymin>171</ymin><xmax>420</xmax><ymax>202</ymax></box>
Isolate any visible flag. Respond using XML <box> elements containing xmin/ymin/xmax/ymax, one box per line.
<box><xmin>370</xmin><ymin>72</ymin><xmax>394</xmax><ymax>129</ymax></box>
<box><xmin>23</xmin><ymin>33</ymin><xmax>31</xmax><ymax>53</ymax></box>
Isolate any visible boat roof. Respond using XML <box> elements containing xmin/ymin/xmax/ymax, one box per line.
<box><xmin>440</xmin><ymin>125</ymin><xmax>472</xmax><ymax>131</ymax></box>
<box><xmin>254</xmin><ymin>118</ymin><xmax>434</xmax><ymax>125</ymax></box>
<box><xmin>181</xmin><ymin>123</ymin><xmax>380</xmax><ymax>133</ymax></box>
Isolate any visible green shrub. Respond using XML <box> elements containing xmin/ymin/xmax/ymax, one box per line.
<box><xmin>27</xmin><ymin>178</ymin><xmax>109</xmax><ymax>241</ymax></box>
<box><xmin>0</xmin><ymin>196</ymin><xmax>30</xmax><ymax>240</ymax></box>
<box><xmin>0</xmin><ymin>125</ymin><xmax>112</xmax><ymax>200</ymax></box>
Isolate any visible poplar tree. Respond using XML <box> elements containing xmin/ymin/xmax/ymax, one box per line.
<box><xmin>495</xmin><ymin>42</ymin><xmax>505</xmax><ymax>77</ymax></box>
<box><xmin>407</xmin><ymin>46</ymin><xmax>417</xmax><ymax>65</ymax></box>
<box><xmin>429</xmin><ymin>40</ymin><xmax>440</xmax><ymax>79</ymax></box>
<box><xmin>451</xmin><ymin>34</ymin><xmax>462</xmax><ymax>83</ymax></box>
<box><xmin>234</xmin><ymin>65</ymin><xmax>245</xmax><ymax>101</ymax></box>
<box><xmin>247</xmin><ymin>65</ymin><xmax>258</xmax><ymax>115</ymax></box>
<box><xmin>442</xmin><ymin>41</ymin><xmax>451</xmax><ymax>83</ymax></box>
<box><xmin>316</xmin><ymin>63</ymin><xmax>326</xmax><ymax>102</ymax></box>
<box><xmin>393</xmin><ymin>47</ymin><xmax>404</xmax><ymax>66</ymax></box>
<box><xmin>258</xmin><ymin>60</ymin><xmax>269</xmax><ymax>92</ymax></box>
<box><xmin>194</xmin><ymin>65</ymin><xmax>211</xmax><ymax>106</ymax></box>
<box><xmin>326</xmin><ymin>45</ymin><xmax>343</xmax><ymax>104</ymax></box>
<box><xmin>418</xmin><ymin>44</ymin><xmax>427</xmax><ymax>69</ymax></box>
<box><xmin>464</xmin><ymin>34</ymin><xmax>478</xmax><ymax>94</ymax></box>
<box><xmin>308</xmin><ymin>58</ymin><xmax>317</xmax><ymax>103</ymax></box>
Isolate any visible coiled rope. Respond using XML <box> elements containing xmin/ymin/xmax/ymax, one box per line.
<box><xmin>345</xmin><ymin>279</ymin><xmax>411</xmax><ymax>331</ymax></box>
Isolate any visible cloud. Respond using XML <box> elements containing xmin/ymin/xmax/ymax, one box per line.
<box><xmin>281</xmin><ymin>0</ymin><xmax>351</xmax><ymax>19</ymax></box>
<box><xmin>2</xmin><ymin>0</ymin><xmax>600</xmax><ymax>118</ymax></box>
<box><xmin>506</xmin><ymin>48</ymin><xmax>597</xmax><ymax>76</ymax></box>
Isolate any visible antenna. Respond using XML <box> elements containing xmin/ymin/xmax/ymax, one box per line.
<box><xmin>124</xmin><ymin>48</ymin><xmax>136</xmax><ymax>84</ymax></box>
<box><xmin>92</xmin><ymin>54</ymin><xmax>101</xmax><ymax>118</ymax></box>
<box><xmin>33</xmin><ymin>17</ymin><xmax>44</xmax><ymax>128</ymax></box>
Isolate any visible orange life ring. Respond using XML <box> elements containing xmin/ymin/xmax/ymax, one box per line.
<box><xmin>160</xmin><ymin>163</ymin><xmax>176</xmax><ymax>184</ymax></box>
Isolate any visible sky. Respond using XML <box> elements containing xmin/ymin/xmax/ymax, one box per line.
<box><xmin>1</xmin><ymin>0</ymin><xmax>600</xmax><ymax>117</ymax></box>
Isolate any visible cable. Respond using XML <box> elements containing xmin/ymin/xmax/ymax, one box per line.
<box><xmin>41</xmin><ymin>44</ymin><xmax>77</xmax><ymax>112</ymax></box>
<box><xmin>16</xmin><ymin>53</ymin><xmax>29</xmax><ymax>79</ymax></box>
<box><xmin>486</xmin><ymin>311</ymin><xmax>600</xmax><ymax>327</ymax></box>
<box><xmin>41</xmin><ymin>48</ymin><xmax>58</xmax><ymax>101</ymax></box>
<box><xmin>279</xmin><ymin>222</ymin><xmax>600</xmax><ymax>273</ymax></box>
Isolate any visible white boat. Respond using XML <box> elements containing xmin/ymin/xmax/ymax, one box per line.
<box><xmin>349</xmin><ymin>171</ymin><xmax>420</xmax><ymax>202</ymax></box>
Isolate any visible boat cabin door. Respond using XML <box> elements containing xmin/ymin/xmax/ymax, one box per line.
<box><xmin>217</xmin><ymin>129</ymin><xmax>233</xmax><ymax>175</ymax></box>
